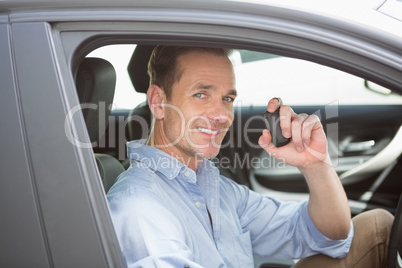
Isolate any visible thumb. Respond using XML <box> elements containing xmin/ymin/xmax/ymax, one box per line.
<box><xmin>258</xmin><ymin>129</ymin><xmax>273</xmax><ymax>149</ymax></box>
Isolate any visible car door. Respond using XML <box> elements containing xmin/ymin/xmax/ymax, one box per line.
<box><xmin>0</xmin><ymin>18</ymin><xmax>124</xmax><ymax>268</ymax></box>
<box><xmin>2</xmin><ymin>0</ymin><xmax>401</xmax><ymax>267</ymax></box>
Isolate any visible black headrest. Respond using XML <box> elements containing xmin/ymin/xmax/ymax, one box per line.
<box><xmin>127</xmin><ymin>45</ymin><xmax>156</xmax><ymax>94</ymax></box>
<box><xmin>75</xmin><ymin>57</ymin><xmax>116</xmax><ymax>143</ymax></box>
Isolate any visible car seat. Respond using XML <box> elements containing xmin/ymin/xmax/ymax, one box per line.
<box><xmin>126</xmin><ymin>45</ymin><xmax>155</xmax><ymax>142</ymax></box>
<box><xmin>75</xmin><ymin>57</ymin><xmax>125</xmax><ymax>192</ymax></box>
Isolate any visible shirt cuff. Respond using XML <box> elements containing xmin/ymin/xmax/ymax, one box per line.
<box><xmin>302</xmin><ymin>201</ymin><xmax>354</xmax><ymax>259</ymax></box>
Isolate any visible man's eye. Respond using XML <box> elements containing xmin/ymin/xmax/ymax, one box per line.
<box><xmin>194</xmin><ymin>93</ymin><xmax>206</xmax><ymax>98</ymax></box>
<box><xmin>223</xmin><ymin>96</ymin><xmax>235</xmax><ymax>102</ymax></box>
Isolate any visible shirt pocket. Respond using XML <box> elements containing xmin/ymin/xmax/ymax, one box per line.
<box><xmin>233</xmin><ymin>229</ymin><xmax>253</xmax><ymax>267</ymax></box>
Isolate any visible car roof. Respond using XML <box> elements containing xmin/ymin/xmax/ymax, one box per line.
<box><xmin>2</xmin><ymin>0</ymin><xmax>399</xmax><ymax>85</ymax></box>
<box><xmin>0</xmin><ymin>0</ymin><xmax>402</xmax><ymax>26</ymax></box>
<box><xmin>1</xmin><ymin>0</ymin><xmax>401</xmax><ymax>40</ymax></box>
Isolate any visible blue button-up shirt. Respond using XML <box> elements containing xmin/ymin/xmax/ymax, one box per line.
<box><xmin>107</xmin><ymin>140</ymin><xmax>353</xmax><ymax>267</ymax></box>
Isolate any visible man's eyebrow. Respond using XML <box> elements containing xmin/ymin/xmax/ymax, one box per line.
<box><xmin>194</xmin><ymin>83</ymin><xmax>237</xmax><ymax>96</ymax></box>
<box><xmin>228</xmin><ymin>89</ymin><xmax>238</xmax><ymax>97</ymax></box>
<box><xmin>195</xmin><ymin>83</ymin><xmax>215</xmax><ymax>90</ymax></box>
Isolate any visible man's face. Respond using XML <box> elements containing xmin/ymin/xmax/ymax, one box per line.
<box><xmin>160</xmin><ymin>51</ymin><xmax>236</xmax><ymax>161</ymax></box>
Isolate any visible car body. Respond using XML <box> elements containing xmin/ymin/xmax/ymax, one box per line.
<box><xmin>1</xmin><ymin>0</ymin><xmax>401</xmax><ymax>267</ymax></box>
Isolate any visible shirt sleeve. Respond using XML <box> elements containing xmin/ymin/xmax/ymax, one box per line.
<box><xmin>220</xmin><ymin>177</ymin><xmax>354</xmax><ymax>259</ymax></box>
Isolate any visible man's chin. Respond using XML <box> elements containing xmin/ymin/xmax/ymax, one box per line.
<box><xmin>194</xmin><ymin>148</ymin><xmax>220</xmax><ymax>159</ymax></box>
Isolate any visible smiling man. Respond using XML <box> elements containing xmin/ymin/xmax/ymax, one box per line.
<box><xmin>107</xmin><ymin>46</ymin><xmax>393</xmax><ymax>268</ymax></box>
<box><xmin>146</xmin><ymin>47</ymin><xmax>236</xmax><ymax>169</ymax></box>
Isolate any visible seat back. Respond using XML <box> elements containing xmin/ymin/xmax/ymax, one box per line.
<box><xmin>75</xmin><ymin>57</ymin><xmax>124</xmax><ymax>192</ymax></box>
<box><xmin>126</xmin><ymin>45</ymin><xmax>155</xmax><ymax>142</ymax></box>
<box><xmin>95</xmin><ymin>153</ymin><xmax>125</xmax><ymax>192</ymax></box>
<box><xmin>76</xmin><ymin>57</ymin><xmax>116</xmax><ymax>144</ymax></box>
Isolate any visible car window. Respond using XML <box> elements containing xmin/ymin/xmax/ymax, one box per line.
<box><xmin>88</xmin><ymin>45</ymin><xmax>402</xmax><ymax>109</ymax></box>
<box><xmin>231</xmin><ymin>50</ymin><xmax>402</xmax><ymax>106</ymax></box>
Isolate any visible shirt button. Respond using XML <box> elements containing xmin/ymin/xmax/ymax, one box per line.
<box><xmin>184</xmin><ymin>171</ymin><xmax>191</xmax><ymax>177</ymax></box>
<box><xmin>195</xmin><ymin>202</ymin><xmax>201</xmax><ymax>208</ymax></box>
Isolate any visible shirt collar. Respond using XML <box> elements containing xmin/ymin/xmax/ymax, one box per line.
<box><xmin>127</xmin><ymin>139</ymin><xmax>218</xmax><ymax>180</ymax></box>
<box><xmin>127</xmin><ymin>139</ymin><xmax>184</xmax><ymax>179</ymax></box>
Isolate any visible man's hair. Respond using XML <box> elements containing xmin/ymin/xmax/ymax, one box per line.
<box><xmin>147</xmin><ymin>46</ymin><xmax>232</xmax><ymax>99</ymax></box>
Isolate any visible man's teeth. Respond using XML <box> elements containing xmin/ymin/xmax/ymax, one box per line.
<box><xmin>197</xmin><ymin>127</ymin><xmax>219</xmax><ymax>135</ymax></box>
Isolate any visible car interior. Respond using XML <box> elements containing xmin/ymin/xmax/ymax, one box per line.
<box><xmin>75</xmin><ymin>56</ymin><xmax>126</xmax><ymax>192</ymax></box>
<box><xmin>74</xmin><ymin>42</ymin><xmax>402</xmax><ymax>267</ymax></box>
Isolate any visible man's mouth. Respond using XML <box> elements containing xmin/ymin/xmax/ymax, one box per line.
<box><xmin>196</xmin><ymin>127</ymin><xmax>219</xmax><ymax>135</ymax></box>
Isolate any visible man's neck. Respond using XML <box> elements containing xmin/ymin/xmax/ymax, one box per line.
<box><xmin>147</xmin><ymin>131</ymin><xmax>203</xmax><ymax>171</ymax></box>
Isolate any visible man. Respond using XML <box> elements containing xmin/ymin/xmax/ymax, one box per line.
<box><xmin>107</xmin><ymin>46</ymin><xmax>393</xmax><ymax>267</ymax></box>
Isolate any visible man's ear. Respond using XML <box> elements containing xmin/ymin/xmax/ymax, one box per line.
<box><xmin>147</xmin><ymin>84</ymin><xmax>166</xmax><ymax>120</ymax></box>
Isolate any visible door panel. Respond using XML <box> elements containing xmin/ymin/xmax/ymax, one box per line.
<box><xmin>11</xmin><ymin>22</ymin><xmax>125</xmax><ymax>267</ymax></box>
<box><xmin>0</xmin><ymin>22</ymin><xmax>51</xmax><ymax>268</ymax></box>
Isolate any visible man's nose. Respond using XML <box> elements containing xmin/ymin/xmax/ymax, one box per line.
<box><xmin>206</xmin><ymin>100</ymin><xmax>231</xmax><ymax>124</ymax></box>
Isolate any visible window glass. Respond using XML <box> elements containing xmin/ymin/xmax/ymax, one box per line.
<box><xmin>231</xmin><ymin>50</ymin><xmax>402</xmax><ymax>106</ymax></box>
<box><xmin>88</xmin><ymin>45</ymin><xmax>402</xmax><ymax>109</ymax></box>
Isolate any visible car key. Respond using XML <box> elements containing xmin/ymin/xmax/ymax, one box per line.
<box><xmin>262</xmin><ymin>108</ymin><xmax>291</xmax><ymax>147</ymax></box>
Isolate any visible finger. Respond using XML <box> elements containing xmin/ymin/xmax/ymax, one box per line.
<box><xmin>291</xmin><ymin>113</ymin><xmax>309</xmax><ymax>152</ymax></box>
<box><xmin>302</xmin><ymin>114</ymin><xmax>321</xmax><ymax>146</ymax></box>
<box><xmin>267</xmin><ymin>97</ymin><xmax>282</xmax><ymax>113</ymax></box>
<box><xmin>279</xmin><ymin>105</ymin><xmax>296</xmax><ymax>138</ymax></box>
<box><xmin>258</xmin><ymin>129</ymin><xmax>273</xmax><ymax>149</ymax></box>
